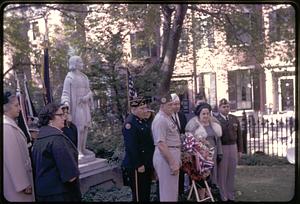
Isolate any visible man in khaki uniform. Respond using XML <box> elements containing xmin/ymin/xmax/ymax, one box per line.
<box><xmin>216</xmin><ymin>98</ymin><xmax>243</xmax><ymax>202</ymax></box>
<box><xmin>152</xmin><ymin>93</ymin><xmax>181</xmax><ymax>201</ymax></box>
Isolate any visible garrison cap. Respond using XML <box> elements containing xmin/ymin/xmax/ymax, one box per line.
<box><xmin>130</xmin><ymin>96</ymin><xmax>146</xmax><ymax>107</ymax></box>
<box><xmin>219</xmin><ymin>98</ymin><xmax>229</xmax><ymax>106</ymax></box>
<box><xmin>156</xmin><ymin>92</ymin><xmax>172</xmax><ymax>104</ymax></box>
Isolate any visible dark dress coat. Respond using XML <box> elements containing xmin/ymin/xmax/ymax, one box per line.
<box><xmin>121</xmin><ymin>113</ymin><xmax>155</xmax><ymax>202</ymax></box>
<box><xmin>122</xmin><ymin>113</ymin><xmax>154</xmax><ymax>169</ymax></box>
<box><xmin>62</xmin><ymin>121</ymin><xmax>78</xmax><ymax>148</ymax></box>
<box><xmin>31</xmin><ymin>125</ymin><xmax>81</xmax><ymax>201</ymax></box>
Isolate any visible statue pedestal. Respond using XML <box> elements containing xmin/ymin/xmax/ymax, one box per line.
<box><xmin>78</xmin><ymin>155</ymin><xmax>123</xmax><ymax>194</ymax></box>
<box><xmin>78</xmin><ymin>153</ymin><xmax>96</xmax><ymax>165</ymax></box>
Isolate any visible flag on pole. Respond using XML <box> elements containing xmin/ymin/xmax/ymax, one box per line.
<box><xmin>42</xmin><ymin>47</ymin><xmax>53</xmax><ymax>105</ymax></box>
<box><xmin>15</xmin><ymin>72</ymin><xmax>32</xmax><ymax>147</ymax></box>
<box><xmin>127</xmin><ymin>68</ymin><xmax>137</xmax><ymax>101</ymax></box>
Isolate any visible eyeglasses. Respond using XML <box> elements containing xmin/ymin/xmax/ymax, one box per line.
<box><xmin>54</xmin><ymin>113</ymin><xmax>66</xmax><ymax>118</ymax></box>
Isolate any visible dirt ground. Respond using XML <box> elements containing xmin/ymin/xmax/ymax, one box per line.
<box><xmin>234</xmin><ymin>164</ymin><xmax>296</xmax><ymax>202</ymax></box>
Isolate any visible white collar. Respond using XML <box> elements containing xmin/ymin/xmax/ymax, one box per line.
<box><xmin>220</xmin><ymin>113</ymin><xmax>228</xmax><ymax>120</ymax></box>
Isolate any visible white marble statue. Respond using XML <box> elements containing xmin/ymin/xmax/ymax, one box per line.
<box><xmin>61</xmin><ymin>56</ymin><xmax>94</xmax><ymax>159</ymax></box>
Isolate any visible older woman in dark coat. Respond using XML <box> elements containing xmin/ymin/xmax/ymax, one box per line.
<box><xmin>31</xmin><ymin>102</ymin><xmax>81</xmax><ymax>201</ymax></box>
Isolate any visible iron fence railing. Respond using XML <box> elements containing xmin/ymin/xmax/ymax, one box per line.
<box><xmin>241</xmin><ymin>112</ymin><xmax>296</xmax><ymax>157</ymax></box>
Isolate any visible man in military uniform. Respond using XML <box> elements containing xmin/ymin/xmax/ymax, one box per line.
<box><xmin>152</xmin><ymin>93</ymin><xmax>181</xmax><ymax>201</ymax></box>
<box><xmin>121</xmin><ymin>96</ymin><xmax>155</xmax><ymax>202</ymax></box>
<box><xmin>216</xmin><ymin>98</ymin><xmax>243</xmax><ymax>202</ymax></box>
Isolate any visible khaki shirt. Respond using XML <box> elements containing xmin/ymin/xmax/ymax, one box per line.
<box><xmin>151</xmin><ymin>110</ymin><xmax>181</xmax><ymax>147</ymax></box>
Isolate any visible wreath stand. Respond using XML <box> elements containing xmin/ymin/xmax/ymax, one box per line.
<box><xmin>187</xmin><ymin>179</ymin><xmax>215</xmax><ymax>202</ymax></box>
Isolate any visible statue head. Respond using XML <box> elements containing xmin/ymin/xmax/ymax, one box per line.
<box><xmin>69</xmin><ymin>56</ymin><xmax>83</xmax><ymax>71</ymax></box>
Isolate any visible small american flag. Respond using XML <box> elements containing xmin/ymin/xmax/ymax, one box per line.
<box><xmin>127</xmin><ymin>68</ymin><xmax>137</xmax><ymax>100</ymax></box>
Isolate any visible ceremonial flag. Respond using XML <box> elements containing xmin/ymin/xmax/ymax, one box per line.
<box><xmin>42</xmin><ymin>47</ymin><xmax>53</xmax><ymax>104</ymax></box>
<box><xmin>15</xmin><ymin>73</ymin><xmax>32</xmax><ymax>146</ymax></box>
<box><xmin>127</xmin><ymin>68</ymin><xmax>137</xmax><ymax>101</ymax></box>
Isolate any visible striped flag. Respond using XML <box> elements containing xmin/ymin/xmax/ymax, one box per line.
<box><xmin>127</xmin><ymin>68</ymin><xmax>137</xmax><ymax>100</ymax></box>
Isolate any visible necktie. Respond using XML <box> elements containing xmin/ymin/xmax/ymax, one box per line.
<box><xmin>226</xmin><ymin>116</ymin><xmax>229</xmax><ymax>121</ymax></box>
<box><xmin>172</xmin><ymin>114</ymin><xmax>180</xmax><ymax>132</ymax></box>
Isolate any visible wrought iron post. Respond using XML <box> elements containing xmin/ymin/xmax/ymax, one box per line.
<box><xmin>241</xmin><ymin>110</ymin><xmax>248</xmax><ymax>154</ymax></box>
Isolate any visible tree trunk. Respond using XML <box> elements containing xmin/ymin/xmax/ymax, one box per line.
<box><xmin>158</xmin><ymin>4</ymin><xmax>188</xmax><ymax>96</ymax></box>
<box><xmin>160</xmin><ymin>5</ymin><xmax>173</xmax><ymax>60</ymax></box>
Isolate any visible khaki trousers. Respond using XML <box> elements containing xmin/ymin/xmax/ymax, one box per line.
<box><xmin>153</xmin><ymin>148</ymin><xmax>181</xmax><ymax>202</ymax></box>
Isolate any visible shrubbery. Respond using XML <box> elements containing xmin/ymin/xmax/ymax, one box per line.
<box><xmin>86</xmin><ymin>120</ymin><xmax>125</xmax><ymax>166</ymax></box>
<box><xmin>239</xmin><ymin>153</ymin><xmax>290</xmax><ymax>166</ymax></box>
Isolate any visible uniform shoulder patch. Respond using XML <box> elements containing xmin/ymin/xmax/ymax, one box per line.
<box><xmin>125</xmin><ymin>123</ymin><xmax>131</xmax><ymax>129</ymax></box>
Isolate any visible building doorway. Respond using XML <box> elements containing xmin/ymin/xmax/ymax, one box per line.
<box><xmin>279</xmin><ymin>76</ymin><xmax>295</xmax><ymax>112</ymax></box>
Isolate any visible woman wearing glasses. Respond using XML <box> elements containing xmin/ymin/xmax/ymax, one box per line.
<box><xmin>31</xmin><ymin>102</ymin><xmax>81</xmax><ymax>201</ymax></box>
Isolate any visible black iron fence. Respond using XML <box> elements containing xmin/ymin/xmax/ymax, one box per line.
<box><xmin>240</xmin><ymin>111</ymin><xmax>296</xmax><ymax>157</ymax></box>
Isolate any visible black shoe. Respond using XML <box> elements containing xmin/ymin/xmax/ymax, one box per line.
<box><xmin>178</xmin><ymin>194</ymin><xmax>185</xmax><ymax>202</ymax></box>
<box><xmin>228</xmin><ymin>199</ymin><xmax>235</xmax><ymax>202</ymax></box>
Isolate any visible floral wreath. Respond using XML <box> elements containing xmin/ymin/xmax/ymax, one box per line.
<box><xmin>181</xmin><ymin>132</ymin><xmax>214</xmax><ymax>181</ymax></box>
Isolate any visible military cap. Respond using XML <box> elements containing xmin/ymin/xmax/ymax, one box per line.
<box><xmin>219</xmin><ymin>98</ymin><xmax>229</xmax><ymax>106</ymax></box>
<box><xmin>130</xmin><ymin>96</ymin><xmax>146</xmax><ymax>107</ymax></box>
<box><xmin>143</xmin><ymin>96</ymin><xmax>153</xmax><ymax>104</ymax></box>
<box><xmin>156</xmin><ymin>92</ymin><xmax>172</xmax><ymax>104</ymax></box>
<box><xmin>171</xmin><ymin>93</ymin><xmax>180</xmax><ymax>102</ymax></box>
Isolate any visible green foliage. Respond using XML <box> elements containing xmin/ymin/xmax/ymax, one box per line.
<box><xmin>86</xmin><ymin>120</ymin><xmax>124</xmax><ymax>166</ymax></box>
<box><xmin>134</xmin><ymin>62</ymin><xmax>161</xmax><ymax>98</ymax></box>
<box><xmin>239</xmin><ymin>153</ymin><xmax>290</xmax><ymax>166</ymax></box>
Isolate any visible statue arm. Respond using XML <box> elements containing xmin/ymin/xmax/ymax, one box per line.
<box><xmin>61</xmin><ymin>75</ymin><xmax>72</xmax><ymax>107</ymax></box>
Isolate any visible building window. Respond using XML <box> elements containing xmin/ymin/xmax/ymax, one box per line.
<box><xmin>178</xmin><ymin>28</ymin><xmax>189</xmax><ymax>55</ymax></box>
<box><xmin>225</xmin><ymin>12</ymin><xmax>254</xmax><ymax>46</ymax></box>
<box><xmin>194</xmin><ymin>16</ymin><xmax>215</xmax><ymax>49</ymax></box>
<box><xmin>228</xmin><ymin>69</ymin><xmax>253</xmax><ymax>110</ymax></box>
<box><xmin>32</xmin><ymin>21</ymin><xmax>39</xmax><ymax>40</ymax></box>
<box><xmin>269</xmin><ymin>6</ymin><xmax>295</xmax><ymax>42</ymax></box>
<box><xmin>130</xmin><ymin>31</ymin><xmax>157</xmax><ymax>59</ymax></box>
<box><xmin>198</xmin><ymin>72</ymin><xmax>217</xmax><ymax>107</ymax></box>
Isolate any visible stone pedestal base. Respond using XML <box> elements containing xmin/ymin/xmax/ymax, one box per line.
<box><xmin>78</xmin><ymin>153</ymin><xmax>96</xmax><ymax>165</ymax></box>
<box><xmin>79</xmin><ymin>158</ymin><xmax>123</xmax><ymax>194</ymax></box>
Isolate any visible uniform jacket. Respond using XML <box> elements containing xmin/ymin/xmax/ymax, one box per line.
<box><xmin>122</xmin><ymin>113</ymin><xmax>155</xmax><ymax>169</ymax></box>
<box><xmin>215</xmin><ymin>113</ymin><xmax>243</xmax><ymax>152</ymax></box>
<box><xmin>186</xmin><ymin>116</ymin><xmax>223</xmax><ymax>155</ymax></box>
<box><xmin>32</xmin><ymin>125</ymin><xmax>80</xmax><ymax>197</ymax></box>
<box><xmin>3</xmin><ymin>115</ymin><xmax>35</xmax><ymax>202</ymax></box>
